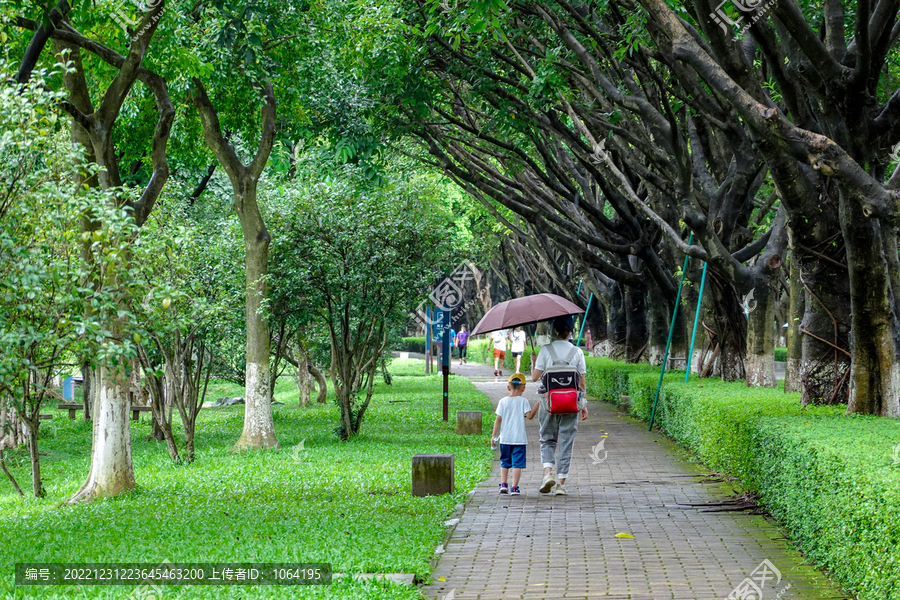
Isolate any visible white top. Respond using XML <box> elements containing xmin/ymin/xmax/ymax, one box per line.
<box><xmin>511</xmin><ymin>330</ymin><xmax>526</xmax><ymax>352</ymax></box>
<box><xmin>491</xmin><ymin>330</ymin><xmax>508</xmax><ymax>351</ymax></box>
<box><xmin>534</xmin><ymin>340</ymin><xmax>586</xmax><ymax>374</ymax></box>
<box><xmin>495</xmin><ymin>395</ymin><xmax>532</xmax><ymax>445</ymax></box>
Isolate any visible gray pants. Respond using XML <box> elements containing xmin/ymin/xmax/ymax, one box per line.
<box><xmin>539</xmin><ymin>409</ymin><xmax>579</xmax><ymax>479</ymax></box>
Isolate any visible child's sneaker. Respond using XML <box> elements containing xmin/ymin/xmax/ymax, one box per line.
<box><xmin>494</xmin><ymin>370</ymin><xmax>498</xmax><ymax>376</ymax></box>
<box><xmin>499</xmin><ymin>370</ymin><xmax>503</xmax><ymax>376</ymax></box>
<box><xmin>499</xmin><ymin>483</ymin><xmax>509</xmax><ymax>494</ymax></box>
<box><xmin>509</xmin><ymin>486</ymin><xmax>521</xmax><ymax>496</ymax></box>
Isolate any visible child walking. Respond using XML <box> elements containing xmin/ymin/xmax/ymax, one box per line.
<box><xmin>491</xmin><ymin>373</ymin><xmax>539</xmax><ymax>495</ymax></box>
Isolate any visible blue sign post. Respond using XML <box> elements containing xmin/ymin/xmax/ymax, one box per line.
<box><xmin>441</xmin><ymin>309</ymin><xmax>450</xmax><ymax>421</ymax></box>
<box><xmin>63</xmin><ymin>377</ymin><xmax>74</xmax><ymax>401</ymax></box>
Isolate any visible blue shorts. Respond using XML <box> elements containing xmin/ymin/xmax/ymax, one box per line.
<box><xmin>499</xmin><ymin>444</ymin><xmax>526</xmax><ymax>469</ymax></box>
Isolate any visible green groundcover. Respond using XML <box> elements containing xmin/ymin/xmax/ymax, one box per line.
<box><xmin>0</xmin><ymin>361</ymin><xmax>493</xmax><ymax>599</ymax></box>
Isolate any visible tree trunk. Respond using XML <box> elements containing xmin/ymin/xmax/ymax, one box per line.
<box><xmin>25</xmin><ymin>421</ymin><xmax>44</xmax><ymax>498</ymax></box>
<box><xmin>706</xmin><ymin>271</ymin><xmax>747</xmax><ymax>382</ymax></box>
<box><xmin>608</xmin><ymin>283</ymin><xmax>627</xmax><ymax>360</ymax></box>
<box><xmin>184</xmin><ymin>420</ymin><xmax>196</xmax><ymax>463</ymax></box>
<box><xmin>156</xmin><ymin>362</ymin><xmax>182</xmax><ymax>461</ymax></box>
<box><xmin>745</xmin><ymin>280</ymin><xmax>777</xmax><ymax>387</ymax></box>
<box><xmin>624</xmin><ymin>281</ymin><xmax>649</xmax><ymax>363</ymax></box>
<box><xmin>784</xmin><ymin>249</ymin><xmax>804</xmax><ymax>393</ymax></box>
<box><xmin>69</xmin><ymin>366</ymin><xmax>136</xmax><ymax>503</ymax></box>
<box><xmin>192</xmin><ymin>78</ymin><xmax>279</xmax><ymax>450</ymax></box>
<box><xmin>81</xmin><ymin>361</ymin><xmax>92</xmax><ymax>421</ymax></box>
<box><xmin>233</xmin><ymin>204</ymin><xmax>278</xmax><ymax>450</ymax></box>
<box><xmin>647</xmin><ymin>281</ymin><xmax>669</xmax><ymax>366</ymax></box>
<box><xmin>295</xmin><ymin>339</ymin><xmax>312</xmax><ymax>408</ymax></box>
<box><xmin>843</xmin><ymin>195</ymin><xmax>900</xmax><ymax>417</ymax></box>
<box><xmin>309</xmin><ymin>363</ymin><xmax>328</xmax><ymax>404</ymax></box>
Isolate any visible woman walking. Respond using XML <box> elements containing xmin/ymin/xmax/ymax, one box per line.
<box><xmin>531</xmin><ymin>315</ymin><xmax>588</xmax><ymax>496</ymax></box>
<box><xmin>457</xmin><ymin>324</ymin><xmax>469</xmax><ymax>365</ymax></box>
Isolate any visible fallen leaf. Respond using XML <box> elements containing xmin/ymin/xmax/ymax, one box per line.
<box><xmin>615</xmin><ymin>533</ymin><xmax>635</xmax><ymax>539</ymax></box>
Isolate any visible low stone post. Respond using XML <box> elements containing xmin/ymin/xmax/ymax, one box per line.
<box><xmin>455</xmin><ymin>410</ymin><xmax>482</xmax><ymax>435</ymax></box>
<box><xmin>412</xmin><ymin>453</ymin><xmax>455</xmax><ymax>496</ymax></box>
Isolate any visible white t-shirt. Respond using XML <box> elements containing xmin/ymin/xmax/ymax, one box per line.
<box><xmin>491</xmin><ymin>330</ymin><xmax>508</xmax><ymax>351</ymax></box>
<box><xmin>534</xmin><ymin>340</ymin><xmax>586</xmax><ymax>374</ymax></box>
<box><xmin>495</xmin><ymin>395</ymin><xmax>532</xmax><ymax>445</ymax></box>
<box><xmin>511</xmin><ymin>330</ymin><xmax>526</xmax><ymax>353</ymax></box>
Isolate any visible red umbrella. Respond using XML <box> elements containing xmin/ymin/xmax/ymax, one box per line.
<box><xmin>471</xmin><ymin>293</ymin><xmax>584</xmax><ymax>335</ymax></box>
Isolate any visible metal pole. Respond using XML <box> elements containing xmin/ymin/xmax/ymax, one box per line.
<box><xmin>649</xmin><ymin>234</ymin><xmax>693</xmax><ymax>431</ymax></box>
<box><xmin>425</xmin><ymin>307</ymin><xmax>432</xmax><ymax>374</ymax></box>
<box><xmin>684</xmin><ymin>260</ymin><xmax>709</xmax><ymax>383</ymax></box>
<box><xmin>573</xmin><ymin>280</ymin><xmax>583</xmax><ymax>338</ymax></box>
<box><xmin>441</xmin><ymin>309</ymin><xmax>450</xmax><ymax>421</ymax></box>
<box><xmin>575</xmin><ymin>293</ymin><xmax>593</xmax><ymax>347</ymax></box>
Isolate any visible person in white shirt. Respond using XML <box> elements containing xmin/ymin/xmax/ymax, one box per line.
<box><xmin>531</xmin><ymin>315</ymin><xmax>587</xmax><ymax>496</ymax></box>
<box><xmin>510</xmin><ymin>326</ymin><xmax>527</xmax><ymax>373</ymax></box>
<box><xmin>490</xmin><ymin>373</ymin><xmax>539</xmax><ymax>495</ymax></box>
<box><xmin>491</xmin><ymin>329</ymin><xmax>509</xmax><ymax>376</ymax></box>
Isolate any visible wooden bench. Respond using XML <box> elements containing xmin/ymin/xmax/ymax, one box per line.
<box><xmin>58</xmin><ymin>403</ymin><xmax>83</xmax><ymax>420</ymax></box>
<box><xmin>58</xmin><ymin>404</ymin><xmax>153</xmax><ymax>421</ymax></box>
<box><xmin>39</xmin><ymin>414</ymin><xmax>52</xmax><ymax>421</ymax></box>
<box><xmin>130</xmin><ymin>406</ymin><xmax>152</xmax><ymax>421</ymax></box>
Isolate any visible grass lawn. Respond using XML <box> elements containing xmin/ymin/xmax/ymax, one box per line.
<box><xmin>0</xmin><ymin>359</ymin><xmax>493</xmax><ymax>599</ymax></box>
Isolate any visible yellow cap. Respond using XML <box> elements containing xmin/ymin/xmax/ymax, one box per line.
<box><xmin>508</xmin><ymin>373</ymin><xmax>527</xmax><ymax>386</ymax></box>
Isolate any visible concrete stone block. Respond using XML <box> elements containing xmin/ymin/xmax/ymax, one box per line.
<box><xmin>455</xmin><ymin>410</ymin><xmax>482</xmax><ymax>435</ymax></box>
<box><xmin>412</xmin><ymin>453</ymin><xmax>454</xmax><ymax>496</ymax></box>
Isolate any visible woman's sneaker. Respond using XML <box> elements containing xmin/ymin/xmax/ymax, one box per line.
<box><xmin>499</xmin><ymin>483</ymin><xmax>509</xmax><ymax>494</ymax></box>
<box><xmin>553</xmin><ymin>484</ymin><xmax>568</xmax><ymax>496</ymax></box>
<box><xmin>509</xmin><ymin>486</ymin><xmax>521</xmax><ymax>496</ymax></box>
<box><xmin>539</xmin><ymin>473</ymin><xmax>556</xmax><ymax>494</ymax></box>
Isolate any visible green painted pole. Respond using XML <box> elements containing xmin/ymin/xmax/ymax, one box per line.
<box><xmin>573</xmin><ymin>281</ymin><xmax>583</xmax><ymax>337</ymax></box>
<box><xmin>649</xmin><ymin>234</ymin><xmax>693</xmax><ymax>431</ymax></box>
<box><xmin>575</xmin><ymin>293</ymin><xmax>593</xmax><ymax>347</ymax></box>
<box><xmin>684</xmin><ymin>260</ymin><xmax>709</xmax><ymax>383</ymax></box>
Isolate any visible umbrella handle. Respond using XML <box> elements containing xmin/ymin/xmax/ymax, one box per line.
<box><xmin>529</xmin><ymin>334</ymin><xmax>538</xmax><ymax>371</ymax></box>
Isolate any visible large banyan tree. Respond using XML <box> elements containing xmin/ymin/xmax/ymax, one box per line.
<box><xmin>372</xmin><ymin>0</ymin><xmax>900</xmax><ymax>415</ymax></box>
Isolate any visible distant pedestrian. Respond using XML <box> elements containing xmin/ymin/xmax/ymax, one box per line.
<box><xmin>491</xmin><ymin>373</ymin><xmax>539</xmax><ymax>495</ymax></box>
<box><xmin>531</xmin><ymin>315</ymin><xmax>588</xmax><ymax>496</ymax></box>
<box><xmin>457</xmin><ymin>324</ymin><xmax>470</xmax><ymax>365</ymax></box>
<box><xmin>491</xmin><ymin>329</ymin><xmax>509</xmax><ymax>376</ymax></box>
<box><xmin>511</xmin><ymin>326</ymin><xmax>527</xmax><ymax>373</ymax></box>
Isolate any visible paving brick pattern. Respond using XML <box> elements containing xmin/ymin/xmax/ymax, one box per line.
<box><xmin>422</xmin><ymin>363</ymin><xmax>849</xmax><ymax>600</ymax></box>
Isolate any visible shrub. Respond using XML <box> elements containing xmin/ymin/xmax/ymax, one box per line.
<box><xmin>588</xmin><ymin>357</ymin><xmax>900</xmax><ymax>600</ymax></box>
<box><xmin>774</xmin><ymin>347</ymin><xmax>787</xmax><ymax>362</ymax></box>
<box><xmin>396</xmin><ymin>336</ymin><xmax>427</xmax><ymax>354</ymax></box>
<box><xmin>748</xmin><ymin>416</ymin><xmax>900</xmax><ymax>599</ymax></box>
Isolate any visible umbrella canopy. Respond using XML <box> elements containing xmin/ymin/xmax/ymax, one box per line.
<box><xmin>471</xmin><ymin>293</ymin><xmax>584</xmax><ymax>335</ymax></box>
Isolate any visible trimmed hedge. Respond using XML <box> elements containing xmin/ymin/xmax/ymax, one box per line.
<box><xmin>587</xmin><ymin>357</ymin><xmax>900</xmax><ymax>600</ymax></box>
<box><xmin>397</xmin><ymin>336</ymin><xmax>427</xmax><ymax>354</ymax></box>
<box><xmin>774</xmin><ymin>347</ymin><xmax>787</xmax><ymax>362</ymax></box>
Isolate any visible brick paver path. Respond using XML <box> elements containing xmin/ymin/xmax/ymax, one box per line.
<box><xmin>422</xmin><ymin>362</ymin><xmax>849</xmax><ymax>600</ymax></box>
